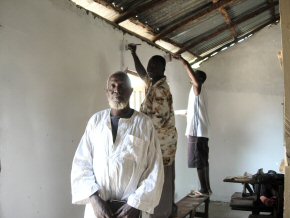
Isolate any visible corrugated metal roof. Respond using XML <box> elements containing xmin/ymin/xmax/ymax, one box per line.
<box><xmin>70</xmin><ymin>0</ymin><xmax>280</xmax><ymax>64</ymax></box>
<box><xmin>139</xmin><ymin>0</ymin><xmax>211</xmax><ymax>30</ymax></box>
<box><xmin>238</xmin><ymin>11</ymin><xmax>274</xmax><ymax>35</ymax></box>
<box><xmin>228</xmin><ymin>0</ymin><xmax>268</xmax><ymax>17</ymax></box>
<box><xmin>193</xmin><ymin>29</ymin><xmax>233</xmax><ymax>56</ymax></box>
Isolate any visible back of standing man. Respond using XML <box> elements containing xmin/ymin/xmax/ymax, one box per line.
<box><xmin>128</xmin><ymin>44</ymin><xmax>178</xmax><ymax>218</ymax></box>
<box><xmin>179</xmin><ymin>57</ymin><xmax>212</xmax><ymax>196</ymax></box>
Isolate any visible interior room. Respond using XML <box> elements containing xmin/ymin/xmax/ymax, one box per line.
<box><xmin>1</xmin><ymin>0</ymin><xmax>289</xmax><ymax>217</ymax></box>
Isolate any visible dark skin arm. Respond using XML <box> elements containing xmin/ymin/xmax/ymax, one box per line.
<box><xmin>127</xmin><ymin>44</ymin><xmax>148</xmax><ymax>80</ymax></box>
<box><xmin>176</xmin><ymin>56</ymin><xmax>201</xmax><ymax>96</ymax></box>
<box><xmin>90</xmin><ymin>192</ymin><xmax>114</xmax><ymax>218</ymax></box>
<box><xmin>115</xmin><ymin>204</ymin><xmax>140</xmax><ymax>218</ymax></box>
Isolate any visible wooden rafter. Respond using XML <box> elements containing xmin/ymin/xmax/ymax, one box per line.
<box><xmin>113</xmin><ymin>0</ymin><xmax>169</xmax><ymax>24</ymax></box>
<box><xmin>175</xmin><ymin>1</ymin><xmax>279</xmax><ymax>55</ymax></box>
<box><xmin>164</xmin><ymin>38</ymin><xmax>201</xmax><ymax>59</ymax></box>
<box><xmin>193</xmin><ymin>17</ymin><xmax>280</xmax><ymax>64</ymax></box>
<box><xmin>152</xmin><ymin>0</ymin><xmax>238</xmax><ymax>42</ymax></box>
<box><xmin>219</xmin><ymin>7</ymin><xmax>237</xmax><ymax>39</ymax></box>
<box><xmin>93</xmin><ymin>0</ymin><xmax>117</xmax><ymax>11</ymax></box>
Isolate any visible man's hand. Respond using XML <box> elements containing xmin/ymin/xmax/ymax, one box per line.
<box><xmin>172</xmin><ymin>54</ymin><xmax>181</xmax><ymax>60</ymax></box>
<box><xmin>127</xmin><ymin>43</ymin><xmax>139</xmax><ymax>54</ymax></box>
<box><xmin>172</xmin><ymin>54</ymin><xmax>188</xmax><ymax>65</ymax></box>
<box><xmin>90</xmin><ymin>193</ymin><xmax>114</xmax><ymax>218</ymax></box>
<box><xmin>115</xmin><ymin>204</ymin><xmax>140</xmax><ymax>218</ymax></box>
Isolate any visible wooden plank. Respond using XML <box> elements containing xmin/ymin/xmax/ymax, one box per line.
<box><xmin>284</xmin><ymin>167</ymin><xmax>290</xmax><ymax>218</ymax></box>
<box><xmin>281</xmin><ymin>0</ymin><xmax>290</xmax><ymax>215</ymax></box>
<box><xmin>173</xmin><ymin>195</ymin><xmax>209</xmax><ymax>218</ymax></box>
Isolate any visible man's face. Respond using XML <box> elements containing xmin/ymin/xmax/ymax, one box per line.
<box><xmin>147</xmin><ymin>58</ymin><xmax>165</xmax><ymax>79</ymax></box>
<box><xmin>106</xmin><ymin>74</ymin><xmax>133</xmax><ymax>110</ymax></box>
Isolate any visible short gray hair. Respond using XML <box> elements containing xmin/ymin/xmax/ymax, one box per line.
<box><xmin>106</xmin><ymin>71</ymin><xmax>132</xmax><ymax>89</ymax></box>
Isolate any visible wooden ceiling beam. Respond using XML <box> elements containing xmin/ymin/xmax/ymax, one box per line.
<box><xmin>93</xmin><ymin>0</ymin><xmax>116</xmax><ymax>11</ymax></box>
<box><xmin>152</xmin><ymin>0</ymin><xmax>238</xmax><ymax>42</ymax></box>
<box><xmin>192</xmin><ymin>17</ymin><xmax>280</xmax><ymax>64</ymax></box>
<box><xmin>175</xmin><ymin>1</ymin><xmax>278</xmax><ymax>55</ymax></box>
<box><xmin>113</xmin><ymin>0</ymin><xmax>169</xmax><ymax>24</ymax></box>
<box><xmin>164</xmin><ymin>38</ymin><xmax>201</xmax><ymax>59</ymax></box>
<box><xmin>219</xmin><ymin>7</ymin><xmax>238</xmax><ymax>39</ymax></box>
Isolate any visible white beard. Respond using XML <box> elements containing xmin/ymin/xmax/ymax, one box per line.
<box><xmin>108</xmin><ymin>99</ymin><xmax>129</xmax><ymax>110</ymax></box>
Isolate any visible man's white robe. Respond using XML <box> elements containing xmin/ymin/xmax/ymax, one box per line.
<box><xmin>71</xmin><ymin>109</ymin><xmax>164</xmax><ymax>218</ymax></box>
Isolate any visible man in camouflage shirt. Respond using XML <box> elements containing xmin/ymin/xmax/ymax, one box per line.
<box><xmin>128</xmin><ymin>44</ymin><xmax>178</xmax><ymax>218</ymax></box>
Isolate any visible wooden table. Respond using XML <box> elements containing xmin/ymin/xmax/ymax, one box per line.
<box><xmin>223</xmin><ymin>174</ymin><xmax>284</xmax><ymax>218</ymax></box>
<box><xmin>223</xmin><ymin>176</ymin><xmax>255</xmax><ymax>197</ymax></box>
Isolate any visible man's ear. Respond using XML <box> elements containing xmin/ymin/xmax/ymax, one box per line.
<box><xmin>129</xmin><ymin>88</ymin><xmax>133</xmax><ymax>96</ymax></box>
<box><xmin>162</xmin><ymin>65</ymin><xmax>166</xmax><ymax>72</ymax></box>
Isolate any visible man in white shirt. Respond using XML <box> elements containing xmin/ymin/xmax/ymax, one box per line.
<box><xmin>180</xmin><ymin>58</ymin><xmax>212</xmax><ymax>195</ymax></box>
<box><xmin>71</xmin><ymin>71</ymin><xmax>164</xmax><ymax>218</ymax></box>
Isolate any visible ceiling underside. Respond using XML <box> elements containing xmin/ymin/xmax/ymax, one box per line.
<box><xmin>70</xmin><ymin>0</ymin><xmax>280</xmax><ymax>65</ymax></box>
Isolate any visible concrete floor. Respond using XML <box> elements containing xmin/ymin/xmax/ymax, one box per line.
<box><xmin>205</xmin><ymin>201</ymin><xmax>251</xmax><ymax>218</ymax></box>
<box><xmin>194</xmin><ymin>200</ymin><xmax>275</xmax><ymax>218</ymax></box>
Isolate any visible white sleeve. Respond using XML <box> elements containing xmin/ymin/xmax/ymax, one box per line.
<box><xmin>71</xmin><ymin>119</ymin><xmax>100</xmax><ymax>204</ymax></box>
<box><xmin>127</xmin><ymin>123</ymin><xmax>164</xmax><ymax>213</ymax></box>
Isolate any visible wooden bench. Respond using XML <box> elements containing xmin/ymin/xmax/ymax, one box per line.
<box><xmin>230</xmin><ymin>192</ymin><xmax>256</xmax><ymax>211</ymax></box>
<box><xmin>172</xmin><ymin>194</ymin><xmax>209</xmax><ymax>218</ymax></box>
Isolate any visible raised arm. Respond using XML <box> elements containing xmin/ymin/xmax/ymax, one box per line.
<box><xmin>179</xmin><ymin>58</ymin><xmax>201</xmax><ymax>96</ymax></box>
<box><xmin>127</xmin><ymin>44</ymin><xmax>148</xmax><ymax>80</ymax></box>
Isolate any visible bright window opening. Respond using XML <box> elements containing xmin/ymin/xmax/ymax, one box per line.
<box><xmin>128</xmin><ymin>72</ymin><xmax>145</xmax><ymax>111</ymax></box>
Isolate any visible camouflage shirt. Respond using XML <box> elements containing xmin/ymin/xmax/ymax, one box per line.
<box><xmin>140</xmin><ymin>75</ymin><xmax>178</xmax><ymax>166</ymax></box>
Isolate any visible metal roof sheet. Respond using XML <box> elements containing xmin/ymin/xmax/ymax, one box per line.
<box><xmin>70</xmin><ymin>0</ymin><xmax>280</xmax><ymax>64</ymax></box>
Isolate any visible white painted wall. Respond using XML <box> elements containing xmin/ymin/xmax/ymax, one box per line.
<box><xmin>198</xmin><ymin>24</ymin><xmax>285</xmax><ymax>201</ymax></box>
<box><xmin>0</xmin><ymin>0</ymin><xmax>284</xmax><ymax>217</ymax></box>
<box><xmin>164</xmin><ymin>24</ymin><xmax>284</xmax><ymax>203</ymax></box>
<box><xmin>0</xmin><ymin>0</ymin><xmax>180</xmax><ymax>217</ymax></box>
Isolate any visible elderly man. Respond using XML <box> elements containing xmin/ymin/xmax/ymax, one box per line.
<box><xmin>71</xmin><ymin>71</ymin><xmax>164</xmax><ymax>218</ymax></box>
